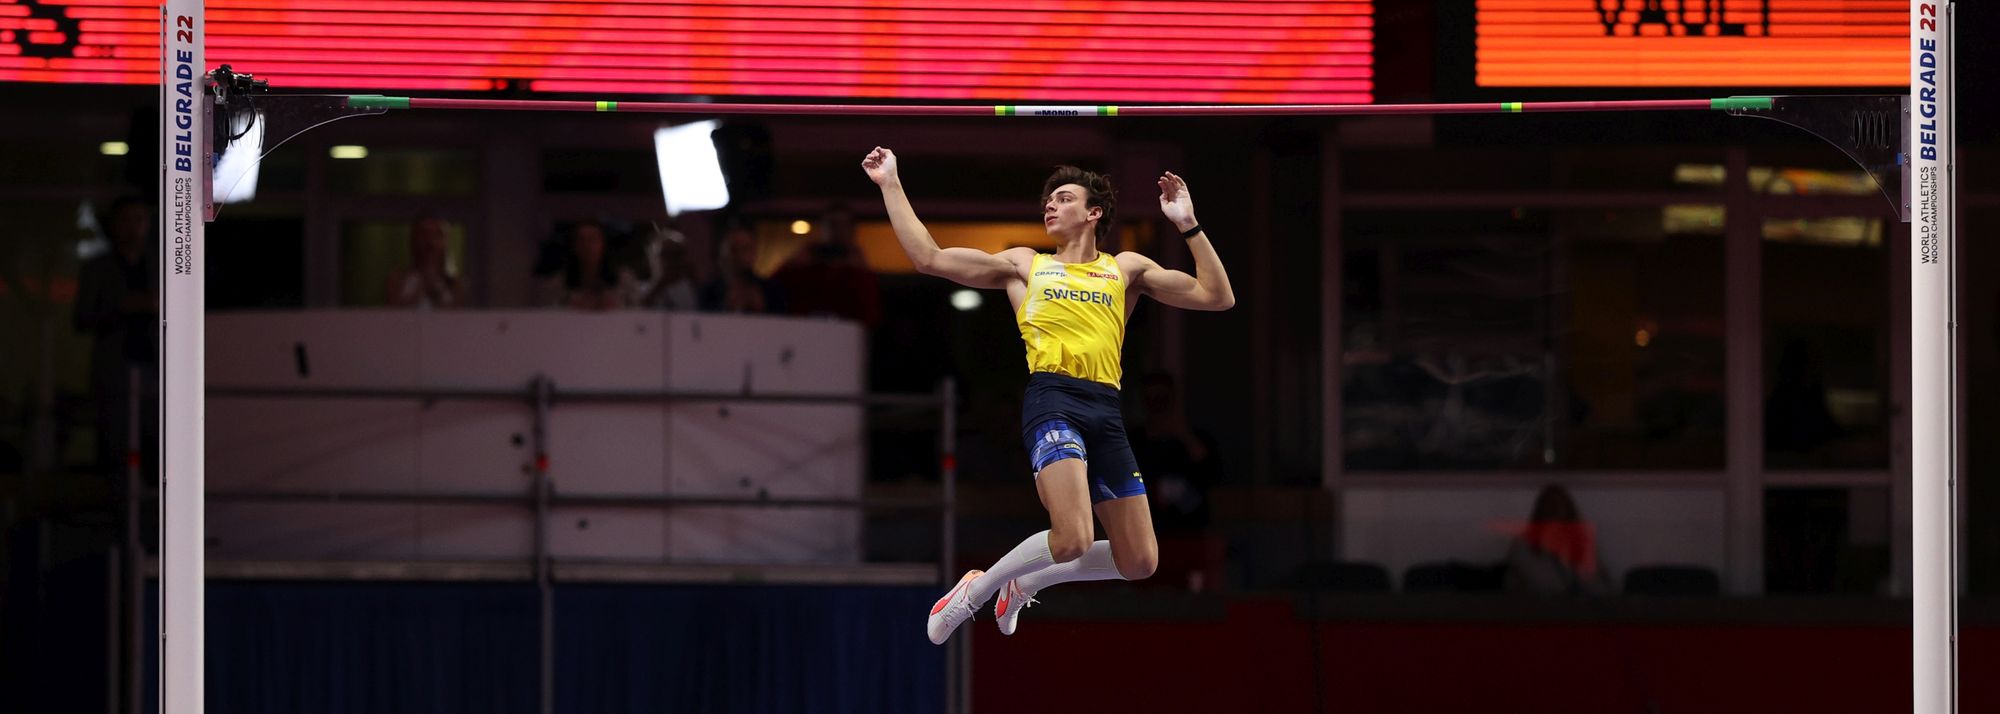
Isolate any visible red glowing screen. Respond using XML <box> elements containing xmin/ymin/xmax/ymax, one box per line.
<box><xmin>1</xmin><ymin>0</ymin><xmax>1374</xmax><ymax>103</ymax></box>
<box><xmin>1476</xmin><ymin>0</ymin><xmax>1906</xmax><ymax>87</ymax></box>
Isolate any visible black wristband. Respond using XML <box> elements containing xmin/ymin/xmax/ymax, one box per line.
<box><xmin>1179</xmin><ymin>224</ymin><xmax>1204</xmax><ymax>239</ymax></box>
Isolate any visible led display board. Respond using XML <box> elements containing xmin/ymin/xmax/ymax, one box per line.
<box><xmin>1476</xmin><ymin>0</ymin><xmax>1904</xmax><ymax>87</ymax></box>
<box><xmin>2</xmin><ymin>0</ymin><xmax>1374</xmax><ymax>102</ymax></box>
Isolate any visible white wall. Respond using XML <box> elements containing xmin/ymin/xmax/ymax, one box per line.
<box><xmin>206</xmin><ymin>310</ymin><xmax>866</xmax><ymax>564</ymax></box>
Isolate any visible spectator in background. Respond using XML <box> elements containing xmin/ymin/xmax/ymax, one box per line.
<box><xmin>1504</xmin><ymin>484</ymin><xmax>1614</xmax><ymax>595</ymax></box>
<box><xmin>1132</xmin><ymin>372</ymin><xmax>1222</xmax><ymax>535</ymax></box>
<box><xmin>1765</xmin><ymin>338</ymin><xmax>1841</xmax><ymax>457</ymax></box>
<box><xmin>538</xmin><ymin>220</ymin><xmax>628</xmax><ymax>310</ymax></box>
<box><xmin>702</xmin><ymin>217</ymin><xmax>782</xmax><ymax>314</ymax></box>
<box><xmin>634</xmin><ymin>223</ymin><xmax>703</xmax><ymax>311</ymax></box>
<box><xmin>1132</xmin><ymin>372</ymin><xmax>1225</xmax><ymax>591</ymax></box>
<box><xmin>73</xmin><ymin>195</ymin><xmax>157</xmax><ymax>477</ymax></box>
<box><xmin>773</xmin><ymin>205</ymin><xmax>882</xmax><ymax>328</ymax></box>
<box><xmin>384</xmin><ymin>215</ymin><xmax>466</xmax><ymax>308</ymax></box>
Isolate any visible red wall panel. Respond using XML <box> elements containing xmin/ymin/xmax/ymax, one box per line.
<box><xmin>974</xmin><ymin>603</ymin><xmax>1993</xmax><ymax>713</ymax></box>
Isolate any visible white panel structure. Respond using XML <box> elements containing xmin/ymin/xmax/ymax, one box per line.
<box><xmin>206</xmin><ymin>311</ymin><xmax>867</xmax><ymax>564</ymax></box>
<box><xmin>207</xmin><ymin>312</ymin><xmax>424</xmax><ymax>559</ymax></box>
<box><xmin>419</xmin><ymin>312</ymin><xmax>665</xmax><ymax>390</ymax></box>
<box><xmin>549</xmin><ymin>505</ymin><xmax>670</xmax><ymax>561</ymax></box>
<box><xmin>415</xmin><ymin>312</ymin><xmax>670</xmax><ymax>559</ymax></box>
<box><xmin>664</xmin><ymin>315</ymin><xmax>864</xmax><ymax>563</ymax></box>
<box><xmin>205</xmin><ymin>503</ymin><xmax>421</xmax><ymax>560</ymax></box>
<box><xmin>208</xmin><ymin>310</ymin><xmax>421</xmax><ymax>387</ymax></box>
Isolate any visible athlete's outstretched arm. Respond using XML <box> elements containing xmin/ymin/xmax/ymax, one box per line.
<box><xmin>863</xmin><ymin>147</ymin><xmax>1020</xmax><ymax>289</ymax></box>
<box><xmin>1133</xmin><ymin>171</ymin><xmax>1236</xmax><ymax>311</ymax></box>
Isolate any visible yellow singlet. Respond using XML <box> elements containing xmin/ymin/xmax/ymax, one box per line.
<box><xmin>1016</xmin><ymin>252</ymin><xmax>1127</xmax><ymax>389</ymax></box>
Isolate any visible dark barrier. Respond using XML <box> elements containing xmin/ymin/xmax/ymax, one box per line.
<box><xmin>147</xmin><ymin>581</ymin><xmax>944</xmax><ymax>714</ymax></box>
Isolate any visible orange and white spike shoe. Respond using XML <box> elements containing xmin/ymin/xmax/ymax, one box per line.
<box><xmin>926</xmin><ymin>569</ymin><xmax>984</xmax><ymax>645</ymax></box>
<box><xmin>994</xmin><ymin>579</ymin><xmax>1039</xmax><ymax>636</ymax></box>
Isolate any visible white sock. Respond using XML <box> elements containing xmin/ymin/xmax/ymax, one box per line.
<box><xmin>966</xmin><ymin>530</ymin><xmax>1056</xmax><ymax>606</ymax></box>
<box><xmin>1015</xmin><ymin>540</ymin><xmax>1124</xmax><ymax>595</ymax></box>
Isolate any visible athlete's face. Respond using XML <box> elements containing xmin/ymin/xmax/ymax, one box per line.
<box><xmin>1042</xmin><ymin>183</ymin><xmax>1100</xmax><ymax>238</ymax></box>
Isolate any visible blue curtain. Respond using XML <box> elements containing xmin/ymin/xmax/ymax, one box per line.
<box><xmin>555</xmin><ymin>584</ymin><xmax>943</xmax><ymax>714</ymax></box>
<box><xmin>205</xmin><ymin>582</ymin><xmax>540</xmax><ymax>714</ymax></box>
<box><xmin>149</xmin><ymin>581</ymin><xmax>943</xmax><ymax>714</ymax></box>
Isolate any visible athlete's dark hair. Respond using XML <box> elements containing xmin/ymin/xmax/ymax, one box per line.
<box><xmin>1041</xmin><ymin>165</ymin><xmax>1115</xmax><ymax>243</ymax></box>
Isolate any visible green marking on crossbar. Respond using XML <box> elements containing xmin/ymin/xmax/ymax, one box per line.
<box><xmin>1711</xmin><ymin>97</ymin><xmax>1775</xmax><ymax>111</ymax></box>
<box><xmin>346</xmin><ymin>95</ymin><xmax>410</xmax><ymax>109</ymax></box>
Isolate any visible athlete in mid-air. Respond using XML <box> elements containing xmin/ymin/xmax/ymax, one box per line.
<box><xmin>860</xmin><ymin>146</ymin><xmax>1236</xmax><ymax>643</ymax></box>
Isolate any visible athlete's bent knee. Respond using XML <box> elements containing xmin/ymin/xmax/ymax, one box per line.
<box><xmin>1117</xmin><ymin>551</ymin><xmax>1157</xmax><ymax>581</ymax></box>
<box><xmin>1048</xmin><ymin>532</ymin><xmax>1090</xmax><ymax>564</ymax></box>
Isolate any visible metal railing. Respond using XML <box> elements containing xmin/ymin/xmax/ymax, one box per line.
<box><xmin>123</xmin><ymin>373</ymin><xmax>962</xmax><ymax>714</ymax></box>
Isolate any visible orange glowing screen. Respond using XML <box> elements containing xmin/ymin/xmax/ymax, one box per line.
<box><xmin>0</xmin><ymin>0</ymin><xmax>1374</xmax><ymax>103</ymax></box>
<box><xmin>1476</xmin><ymin>0</ymin><xmax>1906</xmax><ymax>87</ymax></box>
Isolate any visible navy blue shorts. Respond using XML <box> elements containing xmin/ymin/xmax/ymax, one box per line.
<box><xmin>1020</xmin><ymin>372</ymin><xmax>1145</xmax><ymax>504</ymax></box>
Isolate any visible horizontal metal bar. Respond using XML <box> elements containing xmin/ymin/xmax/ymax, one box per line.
<box><xmin>207</xmin><ymin>385</ymin><xmax>942</xmax><ymax>407</ymax></box>
<box><xmin>1340</xmin><ymin>471</ymin><xmax>1730</xmax><ymax>490</ymax></box>
<box><xmin>182</xmin><ymin>560</ymin><xmax>940</xmax><ymax>586</ymax></box>
<box><xmin>207</xmin><ymin>490</ymin><xmax>528</xmax><ymax>506</ymax></box>
<box><xmin>555</xmin><ymin>561</ymin><xmax>940</xmax><ymax>587</ymax></box>
<box><xmin>553</xmin><ymin>390</ymin><xmax>943</xmax><ymax>407</ymax></box>
<box><xmin>1762</xmin><ymin>470</ymin><xmax>1895</xmax><ymax>488</ymax></box>
<box><xmin>208</xmin><ymin>386</ymin><xmax>529</xmax><ymax>401</ymax></box>
<box><xmin>197</xmin><ymin>559</ymin><xmax>534</xmax><ymax>582</ymax></box>
<box><xmin>207</xmin><ymin>490</ymin><xmax>944</xmax><ymax>511</ymax></box>
<box><xmin>556</xmin><ymin>493</ymin><xmax>942</xmax><ymax>511</ymax></box>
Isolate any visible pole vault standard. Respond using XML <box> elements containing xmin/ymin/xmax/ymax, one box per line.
<box><xmin>1909</xmin><ymin>3</ymin><xmax>1958</xmax><ymax>713</ymax></box>
<box><xmin>158</xmin><ymin>2</ymin><xmax>205</xmax><ymax>714</ymax></box>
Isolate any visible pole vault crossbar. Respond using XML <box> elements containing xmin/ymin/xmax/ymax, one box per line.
<box><xmin>208</xmin><ymin>86</ymin><xmax>1910</xmax><ymax>221</ymax></box>
<box><xmin>341</xmin><ymin>95</ymin><xmax>1775</xmax><ymax>116</ymax></box>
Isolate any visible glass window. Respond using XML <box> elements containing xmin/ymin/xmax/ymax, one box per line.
<box><xmin>1343</xmin><ymin>206</ymin><xmax>1725</xmax><ymax>470</ymax></box>
<box><xmin>1563</xmin><ymin>207</ymin><xmax>1727</xmax><ymax>470</ymax></box>
<box><xmin>252</xmin><ymin>148</ymin><xmax>307</xmax><ymax>193</ymax></box>
<box><xmin>1559</xmin><ymin>147</ymin><xmax>1729</xmax><ymax>194</ymax></box>
<box><xmin>339</xmin><ymin>219</ymin><xmax>468</xmax><ymax>307</ymax></box>
<box><xmin>0</xmin><ymin>198</ymin><xmax>97</xmax><ymax>417</ymax></box>
<box><xmin>0</xmin><ymin>136</ymin><xmax>126</xmax><ymax>185</ymax></box>
<box><xmin>1344</xmin><ymin>147</ymin><xmax>1729</xmax><ymax>195</ymax></box>
<box><xmin>324</xmin><ymin>147</ymin><xmax>478</xmax><ymax>197</ymax></box>
<box><xmin>1747</xmin><ymin>145</ymin><xmax>1890</xmax><ymax>197</ymax></box>
<box><xmin>1970</xmin><ymin>205</ymin><xmax>2000</xmax><ymax>596</ymax></box>
<box><xmin>1343</xmin><ymin>149</ymin><xmax>1554</xmax><ymax>193</ymax></box>
<box><xmin>1762</xmin><ymin>217</ymin><xmax>1890</xmax><ymax>469</ymax></box>
<box><xmin>209</xmin><ymin>212</ymin><xmax>305</xmax><ymax>309</ymax></box>
<box><xmin>1764</xmin><ymin>486</ymin><xmax>1891</xmax><ymax>595</ymax></box>
<box><xmin>542</xmin><ymin>148</ymin><xmax>658</xmax><ymax>194</ymax></box>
